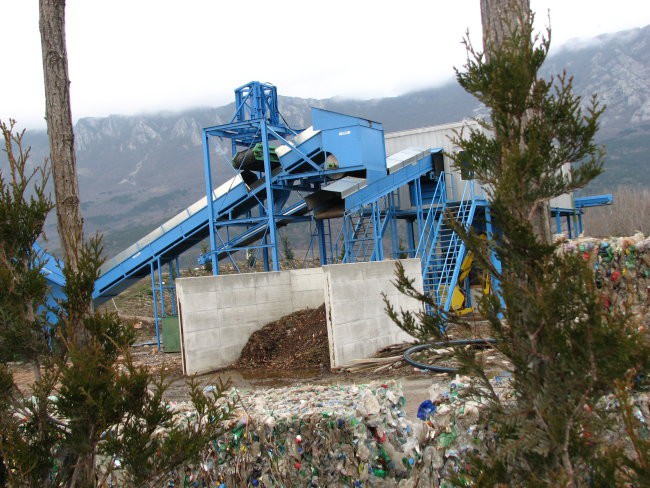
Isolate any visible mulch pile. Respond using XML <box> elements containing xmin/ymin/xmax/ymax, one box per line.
<box><xmin>235</xmin><ymin>304</ymin><xmax>329</xmax><ymax>371</ymax></box>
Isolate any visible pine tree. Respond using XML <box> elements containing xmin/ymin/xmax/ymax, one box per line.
<box><xmin>386</xmin><ymin>7</ymin><xmax>650</xmax><ymax>486</ymax></box>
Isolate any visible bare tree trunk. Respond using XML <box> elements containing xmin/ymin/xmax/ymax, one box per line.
<box><xmin>530</xmin><ymin>200</ymin><xmax>552</xmax><ymax>241</ymax></box>
<box><xmin>39</xmin><ymin>3</ymin><xmax>95</xmax><ymax>485</ymax></box>
<box><xmin>481</xmin><ymin>0</ymin><xmax>552</xmax><ymax>243</ymax></box>
<box><xmin>39</xmin><ymin>0</ymin><xmax>84</xmax><ymax>271</ymax></box>
<box><xmin>481</xmin><ymin>0</ymin><xmax>528</xmax><ymax>58</ymax></box>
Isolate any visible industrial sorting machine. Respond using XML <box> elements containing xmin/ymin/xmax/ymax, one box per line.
<box><xmin>39</xmin><ymin>81</ymin><xmax>611</xmax><ymax>348</ymax></box>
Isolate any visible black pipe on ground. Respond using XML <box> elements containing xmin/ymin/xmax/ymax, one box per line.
<box><xmin>403</xmin><ymin>338</ymin><xmax>497</xmax><ymax>373</ymax></box>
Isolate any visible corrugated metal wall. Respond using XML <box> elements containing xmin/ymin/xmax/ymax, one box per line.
<box><xmin>384</xmin><ymin>121</ymin><xmax>573</xmax><ymax>209</ymax></box>
<box><xmin>385</xmin><ymin>120</ymin><xmax>487</xmax><ymax>201</ymax></box>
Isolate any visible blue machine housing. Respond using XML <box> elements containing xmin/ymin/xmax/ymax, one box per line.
<box><xmin>35</xmin><ymin>243</ymin><xmax>66</xmax><ymax>324</ymax></box>
<box><xmin>311</xmin><ymin>108</ymin><xmax>387</xmax><ymax>183</ymax></box>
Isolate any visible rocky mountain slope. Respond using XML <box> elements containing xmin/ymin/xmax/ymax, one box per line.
<box><xmin>17</xmin><ymin>25</ymin><xmax>650</xmax><ymax>257</ymax></box>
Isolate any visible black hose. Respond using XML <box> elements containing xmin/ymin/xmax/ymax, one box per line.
<box><xmin>403</xmin><ymin>338</ymin><xmax>497</xmax><ymax>373</ymax></box>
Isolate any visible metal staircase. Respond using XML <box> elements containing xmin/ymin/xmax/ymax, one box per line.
<box><xmin>343</xmin><ymin>210</ymin><xmax>375</xmax><ymax>262</ymax></box>
<box><xmin>415</xmin><ymin>175</ymin><xmax>447</xmax><ymax>259</ymax></box>
<box><xmin>418</xmin><ymin>179</ymin><xmax>479</xmax><ymax>311</ymax></box>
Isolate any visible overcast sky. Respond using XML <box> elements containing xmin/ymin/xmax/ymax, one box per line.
<box><xmin>2</xmin><ymin>0</ymin><xmax>650</xmax><ymax>129</ymax></box>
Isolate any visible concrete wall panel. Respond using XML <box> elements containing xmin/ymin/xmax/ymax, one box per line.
<box><xmin>177</xmin><ymin>259</ymin><xmax>422</xmax><ymax>375</ymax></box>
<box><xmin>177</xmin><ymin>268</ymin><xmax>325</xmax><ymax>375</ymax></box>
<box><xmin>323</xmin><ymin>259</ymin><xmax>421</xmax><ymax>369</ymax></box>
<box><xmin>289</xmin><ymin>268</ymin><xmax>325</xmax><ymax>309</ymax></box>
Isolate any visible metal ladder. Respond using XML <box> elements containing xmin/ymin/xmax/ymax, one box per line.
<box><xmin>344</xmin><ymin>209</ymin><xmax>376</xmax><ymax>262</ymax></box>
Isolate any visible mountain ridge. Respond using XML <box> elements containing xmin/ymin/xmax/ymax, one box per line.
<box><xmin>14</xmin><ymin>25</ymin><xmax>650</xmax><ymax>256</ymax></box>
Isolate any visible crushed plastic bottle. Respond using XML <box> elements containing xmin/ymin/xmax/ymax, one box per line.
<box><xmin>417</xmin><ymin>400</ymin><xmax>436</xmax><ymax>420</ymax></box>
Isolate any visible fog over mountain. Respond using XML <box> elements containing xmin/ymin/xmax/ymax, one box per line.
<box><xmin>17</xmin><ymin>25</ymin><xmax>650</xmax><ymax>257</ymax></box>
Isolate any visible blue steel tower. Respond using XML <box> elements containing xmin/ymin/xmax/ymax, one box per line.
<box><xmin>201</xmin><ymin>82</ymin><xmax>297</xmax><ymax>273</ymax></box>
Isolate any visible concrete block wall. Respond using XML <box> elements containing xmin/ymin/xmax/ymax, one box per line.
<box><xmin>176</xmin><ymin>267</ymin><xmax>324</xmax><ymax>375</ymax></box>
<box><xmin>323</xmin><ymin>259</ymin><xmax>421</xmax><ymax>368</ymax></box>
<box><xmin>176</xmin><ymin>259</ymin><xmax>422</xmax><ymax>375</ymax></box>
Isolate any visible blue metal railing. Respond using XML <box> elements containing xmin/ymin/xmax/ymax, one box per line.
<box><xmin>343</xmin><ymin>191</ymin><xmax>401</xmax><ymax>263</ymax></box>
<box><xmin>420</xmin><ymin>178</ymin><xmax>479</xmax><ymax>311</ymax></box>
<box><xmin>344</xmin><ymin>208</ymin><xmax>375</xmax><ymax>262</ymax></box>
<box><xmin>415</xmin><ymin>175</ymin><xmax>447</xmax><ymax>259</ymax></box>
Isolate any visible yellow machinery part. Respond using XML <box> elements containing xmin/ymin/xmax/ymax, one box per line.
<box><xmin>458</xmin><ymin>250</ymin><xmax>474</xmax><ymax>282</ymax></box>
<box><xmin>450</xmin><ymin>251</ymin><xmax>475</xmax><ymax>315</ymax></box>
<box><xmin>442</xmin><ymin>236</ymin><xmax>491</xmax><ymax>315</ymax></box>
<box><xmin>453</xmin><ymin>235</ymin><xmax>491</xmax><ymax>314</ymax></box>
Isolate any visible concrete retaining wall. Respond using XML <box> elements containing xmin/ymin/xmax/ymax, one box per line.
<box><xmin>323</xmin><ymin>259</ymin><xmax>421</xmax><ymax>368</ymax></box>
<box><xmin>176</xmin><ymin>268</ymin><xmax>324</xmax><ymax>375</ymax></box>
<box><xmin>176</xmin><ymin>259</ymin><xmax>422</xmax><ymax>375</ymax></box>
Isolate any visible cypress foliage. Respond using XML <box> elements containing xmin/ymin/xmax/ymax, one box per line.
<box><xmin>386</xmin><ymin>11</ymin><xmax>650</xmax><ymax>486</ymax></box>
<box><xmin>0</xmin><ymin>120</ymin><xmax>53</xmax><ymax>368</ymax></box>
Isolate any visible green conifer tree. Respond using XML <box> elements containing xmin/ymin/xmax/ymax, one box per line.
<box><xmin>282</xmin><ymin>233</ymin><xmax>295</xmax><ymax>265</ymax></box>
<box><xmin>0</xmin><ymin>119</ymin><xmax>55</xmax><ymax>487</ymax></box>
<box><xmin>0</xmin><ymin>121</ymin><xmax>232</xmax><ymax>487</ymax></box>
<box><xmin>386</xmin><ymin>9</ymin><xmax>650</xmax><ymax>486</ymax></box>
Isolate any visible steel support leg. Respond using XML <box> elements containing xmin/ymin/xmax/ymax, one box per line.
<box><xmin>388</xmin><ymin>193</ymin><xmax>400</xmax><ymax>258</ymax></box>
<box><xmin>407</xmin><ymin>219</ymin><xmax>416</xmax><ymax>257</ymax></box>
<box><xmin>485</xmin><ymin>206</ymin><xmax>504</xmax><ymax>317</ymax></box>
<box><xmin>261</xmin><ymin>120</ymin><xmax>280</xmax><ymax>271</ymax></box>
<box><xmin>262</xmin><ymin>234</ymin><xmax>270</xmax><ymax>271</ymax></box>
<box><xmin>202</xmin><ymin>131</ymin><xmax>219</xmax><ymax>275</ymax></box>
<box><xmin>343</xmin><ymin>215</ymin><xmax>352</xmax><ymax>263</ymax></box>
<box><xmin>169</xmin><ymin>259</ymin><xmax>178</xmax><ymax>316</ymax></box>
<box><xmin>317</xmin><ymin>219</ymin><xmax>327</xmax><ymax>265</ymax></box>
<box><xmin>157</xmin><ymin>257</ymin><xmax>165</xmax><ymax>318</ymax></box>
<box><xmin>372</xmin><ymin>202</ymin><xmax>383</xmax><ymax>261</ymax></box>
<box><xmin>150</xmin><ymin>262</ymin><xmax>161</xmax><ymax>351</ymax></box>
<box><xmin>415</xmin><ymin>179</ymin><xmax>424</xmax><ymax>234</ymax></box>
<box><xmin>578</xmin><ymin>212</ymin><xmax>583</xmax><ymax>235</ymax></box>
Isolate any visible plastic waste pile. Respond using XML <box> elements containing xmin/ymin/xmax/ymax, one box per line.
<box><xmin>411</xmin><ymin>374</ymin><xmax>513</xmax><ymax>488</ymax></box>
<box><xmin>104</xmin><ymin>372</ymin><xmax>648</xmax><ymax>487</ymax></box>
<box><xmin>162</xmin><ymin>376</ymin><xmax>518</xmax><ymax>487</ymax></box>
<box><xmin>414</xmin><ymin>373</ymin><xmax>649</xmax><ymax>487</ymax></box>
<box><xmin>559</xmin><ymin>233</ymin><xmax>650</xmax><ymax>318</ymax></box>
<box><xmin>164</xmin><ymin>380</ymin><xmax>429</xmax><ymax>487</ymax></box>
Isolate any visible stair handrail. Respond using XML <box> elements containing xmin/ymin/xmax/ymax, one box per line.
<box><xmin>415</xmin><ymin>174</ymin><xmax>447</xmax><ymax>258</ymax></box>
<box><xmin>434</xmin><ymin>178</ymin><xmax>478</xmax><ymax>309</ymax></box>
<box><xmin>443</xmin><ymin>198</ymin><xmax>479</xmax><ymax>311</ymax></box>
<box><xmin>424</xmin><ymin>178</ymin><xmax>479</xmax><ymax>308</ymax></box>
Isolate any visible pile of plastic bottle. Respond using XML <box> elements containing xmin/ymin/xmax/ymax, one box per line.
<box><xmin>559</xmin><ymin>233</ymin><xmax>650</xmax><ymax>317</ymax></box>
<box><xmin>111</xmin><ymin>369</ymin><xmax>647</xmax><ymax>487</ymax></box>
<box><xmin>163</xmin><ymin>380</ymin><xmax>432</xmax><ymax>487</ymax></box>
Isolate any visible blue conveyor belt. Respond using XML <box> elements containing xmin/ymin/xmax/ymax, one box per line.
<box><xmin>40</xmin><ymin>113</ymin><xmax>440</xmax><ymax>308</ymax></box>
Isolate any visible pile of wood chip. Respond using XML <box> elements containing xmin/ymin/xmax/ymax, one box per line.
<box><xmin>235</xmin><ymin>304</ymin><xmax>330</xmax><ymax>371</ymax></box>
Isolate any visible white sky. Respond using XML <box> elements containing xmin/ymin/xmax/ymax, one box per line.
<box><xmin>2</xmin><ymin>0</ymin><xmax>649</xmax><ymax>129</ymax></box>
